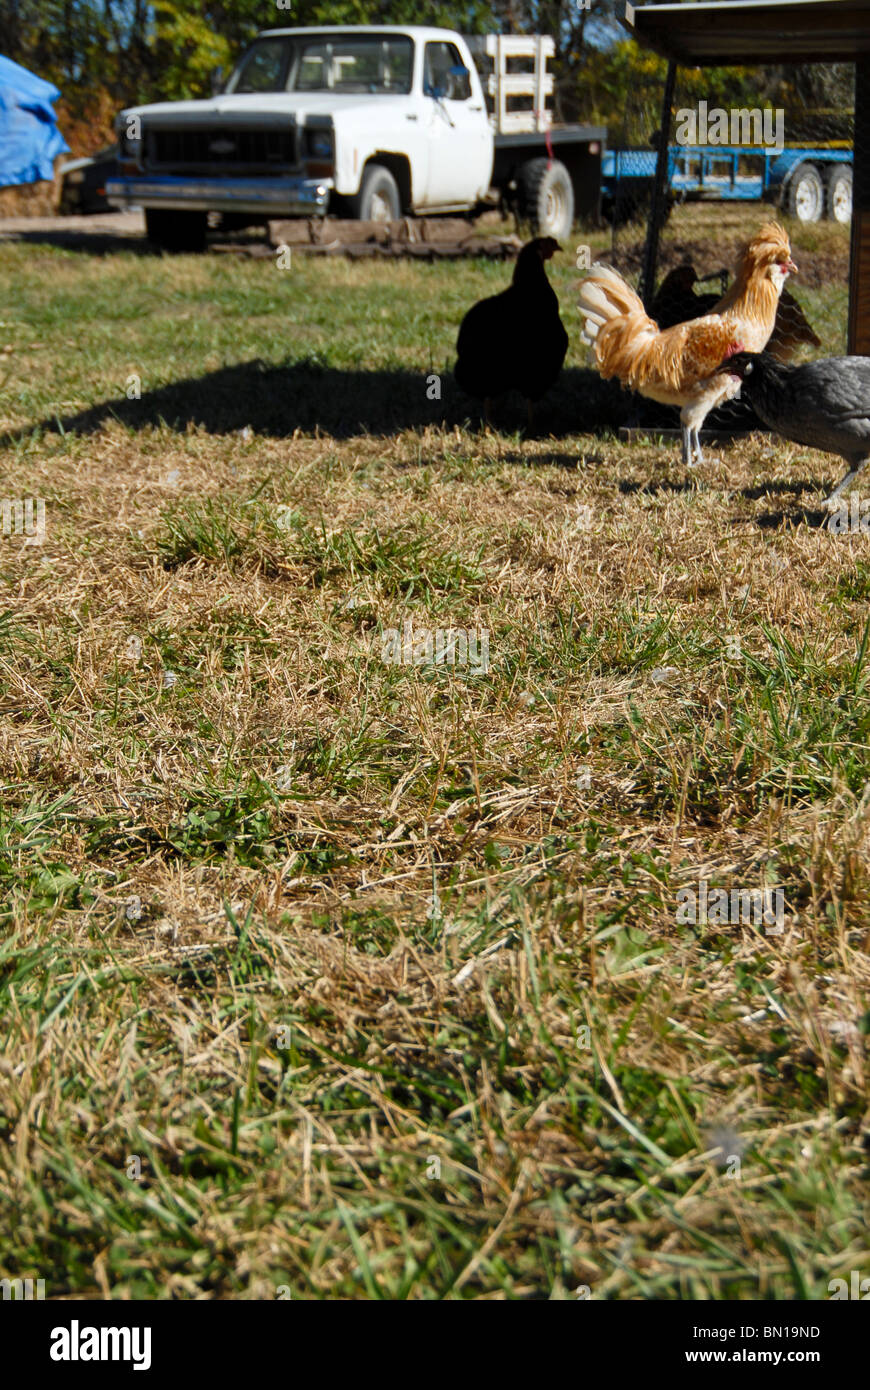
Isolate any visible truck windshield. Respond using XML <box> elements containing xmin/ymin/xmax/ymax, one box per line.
<box><xmin>228</xmin><ymin>35</ymin><xmax>413</xmax><ymax>95</ymax></box>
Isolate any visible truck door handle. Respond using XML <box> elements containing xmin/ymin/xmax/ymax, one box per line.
<box><xmin>406</xmin><ymin>114</ymin><xmax>418</xmax><ymax>121</ymax></box>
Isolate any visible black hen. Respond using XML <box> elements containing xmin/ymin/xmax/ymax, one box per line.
<box><xmin>455</xmin><ymin>236</ymin><xmax>568</xmax><ymax>425</ymax></box>
<box><xmin>722</xmin><ymin>351</ymin><xmax>870</xmax><ymax>506</ymax></box>
<box><xmin>649</xmin><ymin>263</ymin><xmax>728</xmax><ymax>328</ymax></box>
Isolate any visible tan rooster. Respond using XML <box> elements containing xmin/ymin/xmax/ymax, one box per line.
<box><xmin>651</xmin><ymin>264</ymin><xmax>820</xmax><ymax>364</ymax></box>
<box><xmin>578</xmin><ymin>223</ymin><xmax>797</xmax><ymax>465</ymax></box>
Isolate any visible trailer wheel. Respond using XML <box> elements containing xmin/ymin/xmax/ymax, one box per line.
<box><xmin>350</xmin><ymin>164</ymin><xmax>401</xmax><ymax>222</ymax></box>
<box><xmin>517</xmin><ymin>157</ymin><xmax>574</xmax><ymax>240</ymax></box>
<box><xmin>145</xmin><ymin>209</ymin><xmax>208</xmax><ymax>251</ymax></box>
<box><xmin>826</xmin><ymin>164</ymin><xmax>852</xmax><ymax>224</ymax></box>
<box><xmin>785</xmin><ymin>163</ymin><xmax>824</xmax><ymax>223</ymax></box>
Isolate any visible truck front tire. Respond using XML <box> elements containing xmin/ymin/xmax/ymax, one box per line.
<box><xmin>517</xmin><ymin>157</ymin><xmax>574</xmax><ymax>240</ymax></box>
<box><xmin>350</xmin><ymin>165</ymin><xmax>402</xmax><ymax>223</ymax></box>
<box><xmin>145</xmin><ymin>209</ymin><xmax>208</xmax><ymax>252</ymax></box>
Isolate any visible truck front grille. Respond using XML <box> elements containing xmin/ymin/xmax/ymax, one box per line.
<box><xmin>145</xmin><ymin>125</ymin><xmax>298</xmax><ymax>175</ymax></box>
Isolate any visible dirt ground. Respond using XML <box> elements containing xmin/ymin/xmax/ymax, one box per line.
<box><xmin>0</xmin><ymin>209</ymin><xmax>145</xmax><ymax>237</ymax></box>
<box><xmin>0</xmin><ymin>208</ymin><xmax>852</xmax><ymax>289</ymax></box>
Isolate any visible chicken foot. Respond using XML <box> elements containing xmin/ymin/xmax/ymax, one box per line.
<box><xmin>823</xmin><ymin>457</ymin><xmax>870</xmax><ymax>510</ymax></box>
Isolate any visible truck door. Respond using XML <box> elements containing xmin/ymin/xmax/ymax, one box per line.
<box><xmin>421</xmin><ymin>40</ymin><xmax>492</xmax><ymax>208</ymax></box>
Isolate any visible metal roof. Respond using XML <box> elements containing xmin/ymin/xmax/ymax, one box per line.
<box><xmin>259</xmin><ymin>27</ymin><xmax>463</xmax><ymax>39</ymax></box>
<box><xmin>624</xmin><ymin>0</ymin><xmax>870</xmax><ymax>65</ymax></box>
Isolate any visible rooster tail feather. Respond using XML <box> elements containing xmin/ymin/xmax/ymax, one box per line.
<box><xmin>578</xmin><ymin>263</ymin><xmax>649</xmax><ymax>320</ymax></box>
<box><xmin>578</xmin><ymin>263</ymin><xmax>659</xmax><ymax>376</ymax></box>
<box><xmin>578</xmin><ymin>282</ymin><xmax>621</xmax><ymax>319</ymax></box>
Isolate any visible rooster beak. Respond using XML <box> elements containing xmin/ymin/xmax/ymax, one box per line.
<box><xmin>787</xmin><ymin>258</ymin><xmax>798</xmax><ymax>274</ymax></box>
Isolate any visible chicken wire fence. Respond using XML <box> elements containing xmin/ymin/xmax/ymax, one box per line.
<box><xmin>603</xmin><ymin>62</ymin><xmax>854</xmax><ymax>434</ymax></box>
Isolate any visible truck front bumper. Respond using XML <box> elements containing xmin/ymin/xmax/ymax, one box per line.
<box><xmin>106</xmin><ymin>174</ymin><xmax>333</xmax><ymax>217</ymax></box>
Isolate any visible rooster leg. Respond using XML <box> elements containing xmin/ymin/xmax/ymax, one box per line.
<box><xmin>680</xmin><ymin>398</ymin><xmax>710</xmax><ymax>467</ymax></box>
<box><xmin>483</xmin><ymin>397</ymin><xmax>494</xmax><ymax>429</ymax></box>
<box><xmin>680</xmin><ymin>426</ymin><xmax>691</xmax><ymax>467</ymax></box>
<box><xmin>680</xmin><ymin>407</ymin><xmax>697</xmax><ymax>468</ymax></box>
<box><xmin>823</xmin><ymin>458</ymin><xmax>870</xmax><ymax>511</ymax></box>
<box><xmin>680</xmin><ymin>422</ymin><xmax>703</xmax><ymax>468</ymax></box>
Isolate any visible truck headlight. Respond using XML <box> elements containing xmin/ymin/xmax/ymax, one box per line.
<box><xmin>304</xmin><ymin>129</ymin><xmax>333</xmax><ymax>161</ymax></box>
<box><xmin>119</xmin><ymin>133</ymin><xmax>142</xmax><ymax>161</ymax></box>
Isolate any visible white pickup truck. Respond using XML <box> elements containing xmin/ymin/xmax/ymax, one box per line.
<box><xmin>107</xmin><ymin>25</ymin><xmax>605</xmax><ymax>250</ymax></box>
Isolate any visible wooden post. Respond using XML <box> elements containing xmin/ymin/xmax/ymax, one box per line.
<box><xmin>849</xmin><ymin>57</ymin><xmax>870</xmax><ymax>354</ymax></box>
<box><xmin>534</xmin><ymin>36</ymin><xmax>545</xmax><ymax>133</ymax></box>
<box><xmin>497</xmin><ymin>35</ymin><xmax>507</xmax><ymax>135</ymax></box>
<box><xmin>641</xmin><ymin>59</ymin><xmax>677</xmax><ymax>310</ymax></box>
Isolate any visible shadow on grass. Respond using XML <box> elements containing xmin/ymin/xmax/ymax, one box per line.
<box><xmin>2</xmin><ymin>359</ymin><xmax>631</xmax><ymax>444</ymax></box>
<box><xmin>2</xmin><ymin>228</ymin><xmax>159</xmax><ymax>257</ymax></box>
<box><xmin>755</xmin><ymin>506</ymin><xmax>830</xmax><ymax>530</ymax></box>
<box><xmin>621</xmin><ymin>477</ymin><xmax>828</xmax><ymax>502</ymax></box>
<box><xmin>618</xmin><ymin>477</ymin><xmax>700</xmax><ymax>496</ymax></box>
<box><xmin>739</xmin><ymin>479</ymin><xmax>825</xmax><ymax>500</ymax></box>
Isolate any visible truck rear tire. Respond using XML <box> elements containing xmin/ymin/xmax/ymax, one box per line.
<box><xmin>350</xmin><ymin>164</ymin><xmax>401</xmax><ymax>222</ymax></box>
<box><xmin>826</xmin><ymin>164</ymin><xmax>852</xmax><ymax>223</ymax></box>
<box><xmin>785</xmin><ymin>163</ymin><xmax>824</xmax><ymax>223</ymax></box>
<box><xmin>517</xmin><ymin>157</ymin><xmax>574</xmax><ymax>240</ymax></box>
<box><xmin>145</xmin><ymin>209</ymin><xmax>208</xmax><ymax>252</ymax></box>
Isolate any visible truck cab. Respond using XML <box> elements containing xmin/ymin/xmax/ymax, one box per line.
<box><xmin>107</xmin><ymin>26</ymin><xmax>495</xmax><ymax>248</ymax></box>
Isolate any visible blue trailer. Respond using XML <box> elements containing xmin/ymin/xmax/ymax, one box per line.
<box><xmin>602</xmin><ymin>144</ymin><xmax>853</xmax><ymax>223</ymax></box>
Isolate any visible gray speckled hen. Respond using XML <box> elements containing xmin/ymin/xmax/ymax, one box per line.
<box><xmin>722</xmin><ymin>351</ymin><xmax>870</xmax><ymax>507</ymax></box>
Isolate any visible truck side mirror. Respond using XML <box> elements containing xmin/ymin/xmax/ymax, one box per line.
<box><xmin>210</xmin><ymin>67</ymin><xmax>224</xmax><ymax>96</ymax></box>
<box><xmin>446</xmin><ymin>66</ymin><xmax>472</xmax><ymax>102</ymax></box>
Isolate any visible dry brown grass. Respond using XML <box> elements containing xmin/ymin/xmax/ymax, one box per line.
<box><xmin>0</xmin><ymin>175</ymin><xmax>61</xmax><ymax>220</ymax></box>
<box><xmin>0</xmin><ymin>229</ymin><xmax>866</xmax><ymax>1300</ymax></box>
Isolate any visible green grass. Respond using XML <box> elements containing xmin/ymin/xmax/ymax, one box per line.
<box><xmin>0</xmin><ymin>208</ymin><xmax>866</xmax><ymax>1300</ymax></box>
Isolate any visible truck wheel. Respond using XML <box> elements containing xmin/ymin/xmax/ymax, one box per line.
<box><xmin>785</xmin><ymin>163</ymin><xmax>824</xmax><ymax>223</ymax></box>
<box><xmin>517</xmin><ymin>157</ymin><xmax>574</xmax><ymax>240</ymax></box>
<box><xmin>351</xmin><ymin>164</ymin><xmax>401</xmax><ymax>222</ymax></box>
<box><xmin>826</xmin><ymin>164</ymin><xmax>852</xmax><ymax>223</ymax></box>
<box><xmin>145</xmin><ymin>209</ymin><xmax>208</xmax><ymax>251</ymax></box>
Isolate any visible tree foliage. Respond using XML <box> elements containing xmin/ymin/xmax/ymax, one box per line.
<box><xmin>0</xmin><ymin>0</ymin><xmax>854</xmax><ymax>155</ymax></box>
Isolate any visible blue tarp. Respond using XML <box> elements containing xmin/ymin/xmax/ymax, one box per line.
<box><xmin>0</xmin><ymin>54</ymin><xmax>69</xmax><ymax>187</ymax></box>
